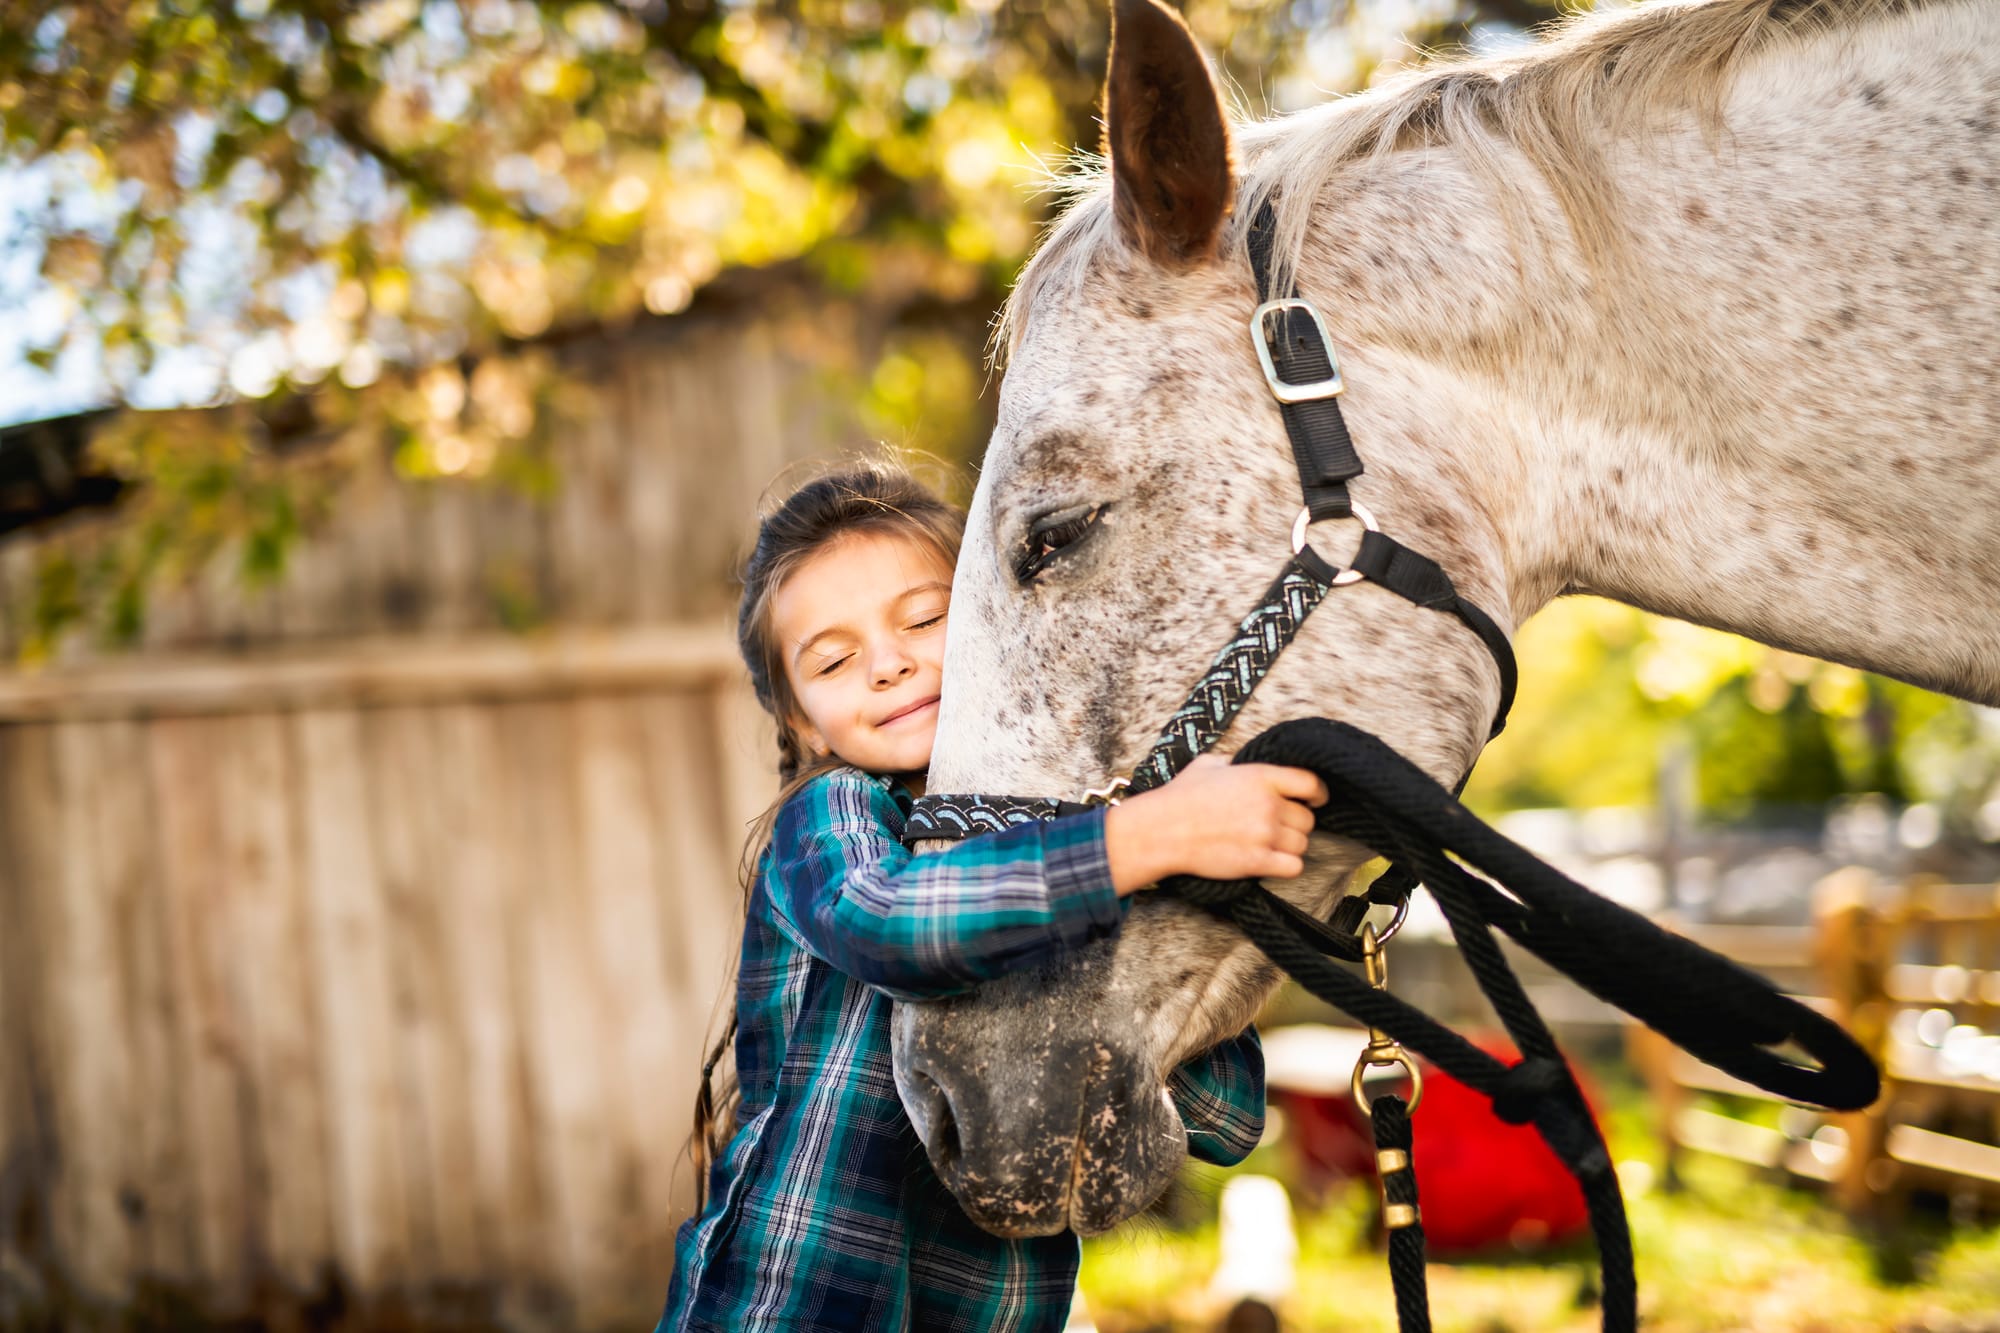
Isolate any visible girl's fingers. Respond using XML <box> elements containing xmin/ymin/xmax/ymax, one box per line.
<box><xmin>1277</xmin><ymin>827</ymin><xmax>1309</xmax><ymax>856</ymax></box>
<box><xmin>1258</xmin><ymin>765</ymin><xmax>1329</xmax><ymax>807</ymax></box>
<box><xmin>1265</xmin><ymin>852</ymin><xmax>1305</xmax><ymax>879</ymax></box>
<box><xmin>1278</xmin><ymin>802</ymin><xmax>1316</xmax><ymax>835</ymax></box>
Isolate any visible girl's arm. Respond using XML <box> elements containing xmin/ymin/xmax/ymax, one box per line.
<box><xmin>764</xmin><ymin>768</ymin><xmax>1124</xmax><ymax>999</ymax></box>
<box><xmin>1169</xmin><ymin>1027</ymin><xmax>1267</xmax><ymax>1167</ymax></box>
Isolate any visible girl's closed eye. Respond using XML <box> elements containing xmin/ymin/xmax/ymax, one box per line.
<box><xmin>816</xmin><ymin>654</ymin><xmax>851</xmax><ymax>677</ymax></box>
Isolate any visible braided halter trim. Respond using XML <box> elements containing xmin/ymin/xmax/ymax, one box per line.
<box><xmin>905</xmin><ymin>554</ymin><xmax>1331</xmax><ymax>841</ymax></box>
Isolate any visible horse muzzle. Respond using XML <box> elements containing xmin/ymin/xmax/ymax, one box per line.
<box><xmin>890</xmin><ymin>961</ymin><xmax>1186</xmax><ymax>1238</ymax></box>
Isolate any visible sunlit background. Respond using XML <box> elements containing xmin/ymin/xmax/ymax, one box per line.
<box><xmin>4</xmin><ymin>1</ymin><xmax>2000</xmax><ymax>1330</ymax></box>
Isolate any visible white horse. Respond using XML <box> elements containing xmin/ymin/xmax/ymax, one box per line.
<box><xmin>893</xmin><ymin>0</ymin><xmax>2000</xmax><ymax>1238</ymax></box>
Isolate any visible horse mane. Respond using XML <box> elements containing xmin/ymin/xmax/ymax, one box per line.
<box><xmin>997</xmin><ymin>0</ymin><xmax>1929</xmax><ymax>361</ymax></box>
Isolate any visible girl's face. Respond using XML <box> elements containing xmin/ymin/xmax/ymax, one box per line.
<box><xmin>771</xmin><ymin>529</ymin><xmax>954</xmax><ymax>781</ymax></box>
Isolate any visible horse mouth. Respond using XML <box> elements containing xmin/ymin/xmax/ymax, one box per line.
<box><xmin>895</xmin><ymin>1026</ymin><xmax>1186</xmax><ymax>1237</ymax></box>
<box><xmin>939</xmin><ymin>1100</ymin><xmax>1183</xmax><ymax>1238</ymax></box>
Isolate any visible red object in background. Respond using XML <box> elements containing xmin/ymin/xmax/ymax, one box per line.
<box><xmin>1265</xmin><ymin>1027</ymin><xmax>1597</xmax><ymax>1255</ymax></box>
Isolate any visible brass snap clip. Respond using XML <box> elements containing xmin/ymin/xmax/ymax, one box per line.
<box><xmin>1350</xmin><ymin>923</ymin><xmax>1425</xmax><ymax>1117</ymax></box>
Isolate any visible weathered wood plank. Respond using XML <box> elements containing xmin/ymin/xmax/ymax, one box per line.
<box><xmin>428</xmin><ymin>702</ymin><xmax>552</xmax><ymax>1306</ymax></box>
<box><xmin>0</xmin><ymin>724</ymin><xmax>57</xmax><ymax>1281</ymax></box>
<box><xmin>147</xmin><ymin>717</ymin><xmax>255</xmax><ymax>1305</ymax></box>
<box><xmin>550</xmin><ymin>377</ymin><xmax>632</xmax><ymax>627</ymax></box>
<box><xmin>503</xmin><ymin>701</ymin><xmax>619</xmax><ymax>1326</ymax></box>
<box><xmin>468</xmin><ymin>465</ymin><xmax>555</xmax><ymax>635</ymax></box>
<box><xmin>618</xmin><ymin>357</ymin><xmax>678</xmax><ymax>625</ymax></box>
<box><xmin>0</xmin><ymin>729</ymin><xmax>24</xmax><ymax>1227</ymax></box>
<box><xmin>46</xmin><ymin>721</ymin><xmax>139</xmax><ymax>1300</ymax></box>
<box><xmin>362</xmin><ymin>705</ymin><xmax>484</xmax><ymax>1281</ymax></box>
<box><xmin>390</xmin><ymin>704</ymin><xmax>488</xmax><ymax>1280</ymax></box>
<box><xmin>571</xmin><ymin>695</ymin><xmax>684</xmax><ymax>1310</ymax></box>
<box><xmin>291</xmin><ymin>709</ymin><xmax>412</xmax><ymax>1292</ymax></box>
<box><xmin>97</xmin><ymin>717</ymin><xmax>202</xmax><ymax>1289</ymax></box>
<box><xmin>214</xmin><ymin>713</ymin><xmax>335</xmax><ymax>1292</ymax></box>
<box><xmin>658</xmin><ymin>338</ymin><xmax>750</xmax><ymax>624</ymax></box>
<box><xmin>644</xmin><ymin>690</ymin><xmax>748</xmax><ymax>1236</ymax></box>
<box><xmin>272</xmin><ymin>503</ymin><xmax>345</xmax><ymax>642</ymax></box>
<box><xmin>712</xmin><ymin>676</ymin><xmax>777</xmax><ymax>847</ymax></box>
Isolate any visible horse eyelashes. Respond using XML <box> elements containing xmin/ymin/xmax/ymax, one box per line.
<box><xmin>1014</xmin><ymin>506</ymin><xmax>1104</xmax><ymax>584</ymax></box>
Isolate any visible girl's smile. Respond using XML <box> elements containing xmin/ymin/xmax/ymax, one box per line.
<box><xmin>878</xmin><ymin>695</ymin><xmax>940</xmax><ymax>727</ymax></box>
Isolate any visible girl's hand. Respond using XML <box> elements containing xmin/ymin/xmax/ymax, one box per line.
<box><xmin>1104</xmin><ymin>754</ymin><xmax>1329</xmax><ymax>896</ymax></box>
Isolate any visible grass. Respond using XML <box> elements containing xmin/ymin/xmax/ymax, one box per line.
<box><xmin>1076</xmin><ymin>1071</ymin><xmax>2000</xmax><ymax>1332</ymax></box>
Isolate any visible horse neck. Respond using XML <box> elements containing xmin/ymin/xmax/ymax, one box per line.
<box><xmin>1310</xmin><ymin>3</ymin><xmax>2000</xmax><ymax>704</ymax></box>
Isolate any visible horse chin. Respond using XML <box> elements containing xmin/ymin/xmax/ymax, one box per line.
<box><xmin>891</xmin><ymin>954</ymin><xmax>1186</xmax><ymax>1238</ymax></box>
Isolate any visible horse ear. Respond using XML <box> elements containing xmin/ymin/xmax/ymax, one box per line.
<box><xmin>1104</xmin><ymin>0</ymin><xmax>1236</xmax><ymax>265</ymax></box>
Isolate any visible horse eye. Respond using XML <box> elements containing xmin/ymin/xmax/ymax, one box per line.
<box><xmin>1014</xmin><ymin>505</ymin><xmax>1104</xmax><ymax>585</ymax></box>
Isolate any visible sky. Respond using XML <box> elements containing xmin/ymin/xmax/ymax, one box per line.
<box><xmin>0</xmin><ymin>157</ymin><xmax>232</xmax><ymax>430</ymax></box>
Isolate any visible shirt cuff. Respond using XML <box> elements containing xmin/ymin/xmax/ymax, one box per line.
<box><xmin>1042</xmin><ymin>806</ymin><xmax>1126</xmax><ymax>939</ymax></box>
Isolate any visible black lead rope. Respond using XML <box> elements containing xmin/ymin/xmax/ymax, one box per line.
<box><xmin>1372</xmin><ymin>1095</ymin><xmax>1430</xmax><ymax>1333</ymax></box>
<box><xmin>1159</xmin><ymin>717</ymin><xmax>1881</xmax><ymax>1333</ymax></box>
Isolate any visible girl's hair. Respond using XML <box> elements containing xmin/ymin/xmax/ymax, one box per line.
<box><xmin>686</xmin><ymin>458</ymin><xmax>965</xmax><ymax>1210</ymax></box>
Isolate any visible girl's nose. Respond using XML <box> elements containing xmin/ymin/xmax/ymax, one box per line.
<box><xmin>871</xmin><ymin>644</ymin><xmax>916</xmax><ymax>686</ymax></box>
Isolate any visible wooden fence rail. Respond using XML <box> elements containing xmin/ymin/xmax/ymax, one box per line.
<box><xmin>1631</xmin><ymin>871</ymin><xmax>2000</xmax><ymax>1222</ymax></box>
<box><xmin>0</xmin><ymin>628</ymin><xmax>770</xmax><ymax>1330</ymax></box>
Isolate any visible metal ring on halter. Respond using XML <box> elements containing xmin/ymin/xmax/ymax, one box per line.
<box><xmin>1352</xmin><ymin>1047</ymin><xmax>1425</xmax><ymax>1117</ymax></box>
<box><xmin>1291</xmin><ymin>500</ymin><xmax>1378</xmax><ymax>585</ymax></box>
<box><xmin>1372</xmin><ymin>893</ymin><xmax>1412</xmax><ymax>947</ymax></box>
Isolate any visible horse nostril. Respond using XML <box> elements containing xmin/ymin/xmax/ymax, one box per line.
<box><xmin>908</xmin><ymin>1068</ymin><xmax>961</xmax><ymax>1172</ymax></box>
<box><xmin>933</xmin><ymin>1103</ymin><xmax>961</xmax><ymax>1173</ymax></box>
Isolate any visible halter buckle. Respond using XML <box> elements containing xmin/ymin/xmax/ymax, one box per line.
<box><xmin>1252</xmin><ymin>298</ymin><xmax>1345</xmax><ymax>403</ymax></box>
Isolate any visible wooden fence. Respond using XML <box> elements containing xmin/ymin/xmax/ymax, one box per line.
<box><xmin>1631</xmin><ymin>871</ymin><xmax>2000</xmax><ymax>1221</ymax></box>
<box><xmin>0</xmin><ymin>282</ymin><xmax>938</xmax><ymax>1328</ymax></box>
<box><xmin>0</xmin><ymin>630</ymin><xmax>772</xmax><ymax>1329</ymax></box>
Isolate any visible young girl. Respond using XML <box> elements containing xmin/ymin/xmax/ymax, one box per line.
<box><xmin>664</xmin><ymin>461</ymin><xmax>1327</xmax><ymax>1332</ymax></box>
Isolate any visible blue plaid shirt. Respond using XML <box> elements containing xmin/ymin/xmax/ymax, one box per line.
<box><xmin>663</xmin><ymin>766</ymin><xmax>1265</xmax><ymax>1332</ymax></box>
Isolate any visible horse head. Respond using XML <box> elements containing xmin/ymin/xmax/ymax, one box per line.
<box><xmin>890</xmin><ymin>0</ymin><xmax>1515</xmax><ymax>1237</ymax></box>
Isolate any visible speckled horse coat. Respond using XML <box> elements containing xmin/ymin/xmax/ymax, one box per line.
<box><xmin>892</xmin><ymin>0</ymin><xmax>2000</xmax><ymax>1239</ymax></box>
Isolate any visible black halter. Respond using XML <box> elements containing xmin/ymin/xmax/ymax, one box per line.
<box><xmin>902</xmin><ymin>201</ymin><xmax>1879</xmax><ymax>1333</ymax></box>
<box><xmin>910</xmin><ymin>204</ymin><xmax>1519</xmax><ymax>838</ymax></box>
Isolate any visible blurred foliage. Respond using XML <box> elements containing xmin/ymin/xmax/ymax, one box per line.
<box><xmin>12</xmin><ymin>347</ymin><xmax>579</xmax><ymax>657</ymax></box>
<box><xmin>1</xmin><ymin>0</ymin><xmax>1556</xmax><ymax>648</ymax></box>
<box><xmin>1463</xmin><ymin>597</ymin><xmax>2000</xmax><ymax>830</ymax></box>
<box><xmin>2</xmin><ymin>0</ymin><xmax>1547</xmax><ymax>405</ymax></box>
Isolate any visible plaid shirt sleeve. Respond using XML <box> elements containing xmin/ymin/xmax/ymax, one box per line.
<box><xmin>1169</xmin><ymin>1026</ymin><xmax>1266</xmax><ymax>1166</ymax></box>
<box><xmin>765</xmin><ymin>768</ymin><xmax>1125</xmax><ymax>1000</ymax></box>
